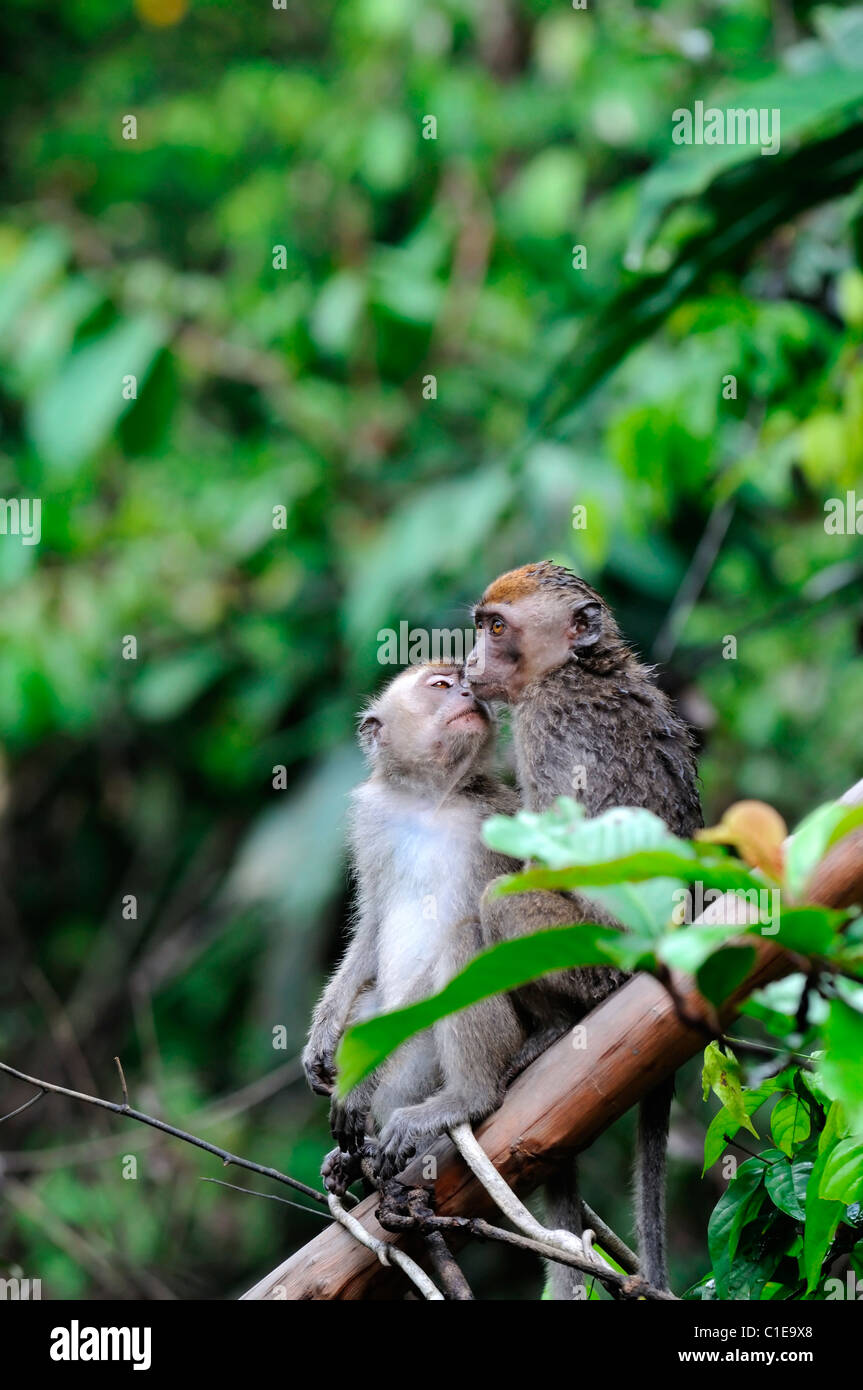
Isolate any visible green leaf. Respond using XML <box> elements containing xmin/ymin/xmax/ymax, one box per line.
<box><xmin>785</xmin><ymin>802</ymin><xmax>863</xmax><ymax>900</ymax></box>
<box><xmin>660</xmin><ymin>923</ymin><xmax>755</xmax><ymax>975</ymax></box>
<box><xmin>482</xmin><ymin>799</ymin><xmax>682</xmax><ymax>869</ymax></box>
<box><xmin>335</xmin><ymin>923</ymin><xmax>624</xmax><ymax>1093</ymax></box>
<box><xmin>819</xmin><ymin>1139</ymin><xmax>863</xmax><ymax>1204</ymax></box>
<box><xmin>818</xmin><ymin>999</ymin><xmax>863</xmax><ymax>1131</ymax></box>
<box><xmin>818</xmin><ymin>1099</ymin><xmax>849</xmax><ymax>1156</ymax></box>
<box><xmin>484</xmin><ymin>801</ymin><xmax>693</xmax><ymax>935</ymax></box>
<box><xmin>702</xmin><ymin>1041</ymin><xmax>757</xmax><ymax>1137</ymax></box>
<box><xmin>27</xmin><ymin>314</ymin><xmax>169</xmax><ymax>478</ymax></box>
<box><xmin>764</xmin><ymin>1158</ymin><xmax>812</xmax><ymax>1221</ymax></box>
<box><xmin>772</xmin><ymin>905</ymin><xmax>846</xmax><ymax>956</ymax></box>
<box><xmin>770</xmin><ymin>1092</ymin><xmax>811</xmax><ymax>1157</ymax></box>
<box><xmin>803</xmin><ymin>1144</ymin><xmax>845</xmax><ymax>1292</ymax></box>
<box><xmin>726</xmin><ymin>1222</ymin><xmax>795</xmax><ymax>1301</ymax></box>
<box><xmin>531</xmin><ymin>121</ymin><xmax>863</xmax><ymax>432</ymax></box>
<box><xmin>497</xmin><ymin>853</ymin><xmax>759</xmax><ymax>896</ymax></box>
<box><xmin>707</xmin><ymin>1157</ymin><xmax>766</xmax><ymax>1297</ymax></box>
<box><xmin>696</xmin><ymin>945</ymin><xmax>757</xmax><ymax>1009</ymax></box>
<box><xmin>627</xmin><ymin>68</ymin><xmax>863</xmax><ymax>266</ymax></box>
<box><xmin>702</xmin><ymin>1070</ymin><xmax>795</xmax><ymax>1172</ymax></box>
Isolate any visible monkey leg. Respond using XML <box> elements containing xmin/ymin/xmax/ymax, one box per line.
<box><xmin>376</xmin><ymin>919</ymin><xmax>526</xmax><ymax>1179</ymax></box>
<box><xmin>480</xmin><ymin>880</ymin><xmax>627</xmax><ymax>1019</ymax></box>
<box><xmin>500</xmin><ymin>1020</ymin><xmax>572</xmax><ymax>1089</ymax></box>
<box><xmin>374</xmin><ymin>1005</ymin><xmax>522</xmax><ymax>1180</ymax></box>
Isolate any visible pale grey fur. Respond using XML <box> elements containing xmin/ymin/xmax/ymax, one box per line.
<box><xmin>303</xmin><ymin>663</ymin><xmax>525</xmax><ymax>1188</ymax></box>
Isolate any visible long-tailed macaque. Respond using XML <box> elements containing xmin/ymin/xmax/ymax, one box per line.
<box><xmin>302</xmin><ymin>661</ymin><xmax>524</xmax><ymax>1190</ymax></box>
<box><xmin>466</xmin><ymin>561</ymin><xmax>702</xmax><ymax>1295</ymax></box>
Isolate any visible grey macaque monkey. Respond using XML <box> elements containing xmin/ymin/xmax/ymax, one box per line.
<box><xmin>302</xmin><ymin>660</ymin><xmax>524</xmax><ymax>1190</ymax></box>
<box><xmin>466</xmin><ymin>561</ymin><xmax>702</xmax><ymax>1296</ymax></box>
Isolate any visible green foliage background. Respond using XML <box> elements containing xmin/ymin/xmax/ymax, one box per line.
<box><xmin>1</xmin><ymin>0</ymin><xmax>862</xmax><ymax>1299</ymax></box>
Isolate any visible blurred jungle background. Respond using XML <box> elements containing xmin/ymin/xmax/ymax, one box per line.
<box><xmin>1</xmin><ymin>0</ymin><xmax>862</xmax><ymax>1300</ymax></box>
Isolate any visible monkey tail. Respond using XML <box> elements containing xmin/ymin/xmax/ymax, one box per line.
<box><xmin>635</xmin><ymin>1077</ymin><xmax>674</xmax><ymax>1291</ymax></box>
<box><xmin>543</xmin><ymin>1156</ymin><xmax>584</xmax><ymax>1300</ymax></box>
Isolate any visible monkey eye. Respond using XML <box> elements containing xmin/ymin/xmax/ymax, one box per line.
<box><xmin>428</xmin><ymin>677</ymin><xmax>454</xmax><ymax>688</ymax></box>
<box><xmin>490</xmin><ymin>618</ymin><xmax>505</xmax><ymax>636</ymax></box>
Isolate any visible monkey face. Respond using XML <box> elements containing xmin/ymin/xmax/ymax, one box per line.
<box><xmin>359</xmin><ymin>662</ymin><xmax>493</xmax><ymax>772</ymax></box>
<box><xmin>467</xmin><ymin>572</ymin><xmax>611</xmax><ymax>703</ymax></box>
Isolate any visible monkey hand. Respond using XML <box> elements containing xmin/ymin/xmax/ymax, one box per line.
<box><xmin>320</xmin><ymin>1145</ymin><xmax>363</xmax><ymax>1197</ymax></box>
<box><xmin>330</xmin><ymin>1076</ymin><xmax>376</xmax><ymax>1154</ymax></box>
<box><xmin>302</xmin><ymin>1031</ymin><xmax>339</xmax><ymax>1096</ymax></box>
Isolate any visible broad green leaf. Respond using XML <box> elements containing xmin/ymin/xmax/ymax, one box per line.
<box><xmin>707</xmin><ymin>1158</ymin><xmax>766</xmax><ymax>1297</ymax></box>
<box><xmin>818</xmin><ymin>1100</ymin><xmax>849</xmax><ymax>1156</ymax></box>
<box><xmin>726</xmin><ymin>1231</ymin><xmax>790</xmax><ymax>1301</ymax></box>
<box><xmin>771</xmin><ymin>905</ymin><xmax>846</xmax><ymax>956</ymax></box>
<box><xmin>765</xmin><ymin>1157</ymin><xmax>811</xmax><ymax>1221</ymax></box>
<box><xmin>804</xmin><ymin>1144</ymin><xmax>845</xmax><ymax>1292</ymax></box>
<box><xmin>484</xmin><ymin>801</ymin><xmax>691</xmax><ymax>935</ymax></box>
<box><xmin>482</xmin><ymin>800</ymin><xmax>684</xmax><ymax>870</ymax></box>
<box><xmin>770</xmin><ymin>1092</ymin><xmax>811</xmax><ymax>1157</ymax></box>
<box><xmin>336</xmin><ymin>923</ymin><xmax>623</xmax><ymax>1093</ymax></box>
<box><xmin>659</xmin><ymin>922</ymin><xmax>755</xmax><ymax>975</ymax></box>
<box><xmin>496</xmin><ymin>853</ymin><xmax>759</xmax><ymax>896</ymax></box>
<box><xmin>818</xmin><ymin>999</ymin><xmax>863</xmax><ymax>1132</ymax></box>
<box><xmin>819</xmin><ymin>1139</ymin><xmax>863</xmax><ymax>1204</ymax></box>
<box><xmin>696</xmin><ymin>945</ymin><xmax>757</xmax><ymax>1009</ymax></box>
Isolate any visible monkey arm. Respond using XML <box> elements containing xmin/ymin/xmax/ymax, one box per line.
<box><xmin>303</xmin><ymin>932</ymin><xmax>377</xmax><ymax>1097</ymax></box>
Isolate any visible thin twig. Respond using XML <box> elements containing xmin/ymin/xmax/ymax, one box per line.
<box><xmin>0</xmin><ymin>1057</ymin><xmax>304</xmax><ymax>1173</ymax></box>
<box><xmin>0</xmin><ymin>1090</ymin><xmax>45</xmax><ymax>1124</ymax></box>
<box><xmin>721</xmin><ymin>1034</ymin><xmax>814</xmax><ymax>1066</ymax></box>
<box><xmin>0</xmin><ymin>1060</ymin><xmax>327</xmax><ymax>1206</ymax></box>
<box><xmin>199</xmin><ymin>1177</ymin><xmax>333</xmax><ymax>1219</ymax></box>
<box><xmin>326</xmin><ymin>1193</ymin><xmax>444</xmax><ymax>1301</ymax></box>
<box><xmin>580</xmin><ymin>1202</ymin><xmax>639</xmax><ymax>1274</ymax></box>
<box><xmin>114</xmin><ymin>1056</ymin><xmax>129</xmax><ymax>1109</ymax></box>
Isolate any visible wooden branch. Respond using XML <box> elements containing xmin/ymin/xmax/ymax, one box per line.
<box><xmin>242</xmin><ymin>781</ymin><xmax>863</xmax><ymax>1301</ymax></box>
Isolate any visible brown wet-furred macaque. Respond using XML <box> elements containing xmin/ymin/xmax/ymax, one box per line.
<box><xmin>302</xmin><ymin>660</ymin><xmax>524</xmax><ymax>1193</ymax></box>
<box><xmin>466</xmin><ymin>561</ymin><xmax>702</xmax><ymax>1296</ymax></box>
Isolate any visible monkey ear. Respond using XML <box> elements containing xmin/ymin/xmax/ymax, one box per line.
<box><xmin>568</xmin><ymin>599</ymin><xmax>602</xmax><ymax>650</ymax></box>
<box><xmin>357</xmin><ymin>713</ymin><xmax>383</xmax><ymax>754</ymax></box>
